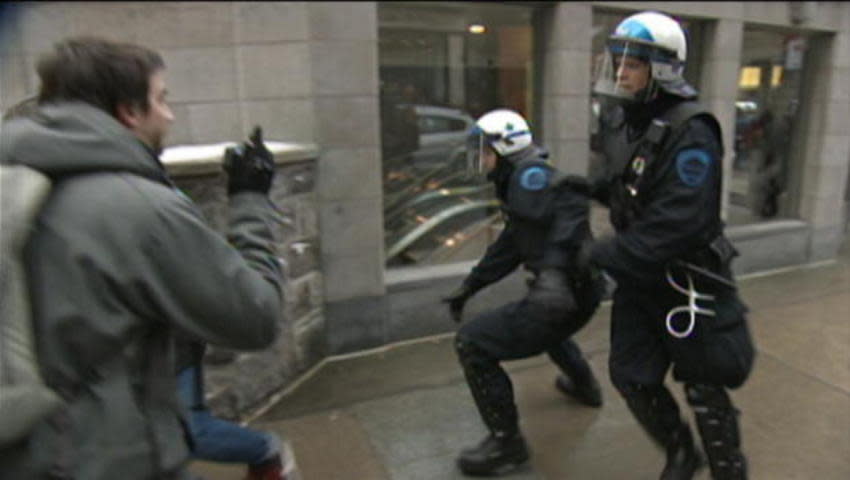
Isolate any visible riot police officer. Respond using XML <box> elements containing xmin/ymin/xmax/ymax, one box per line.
<box><xmin>443</xmin><ymin>109</ymin><xmax>606</xmax><ymax>476</ymax></box>
<box><xmin>583</xmin><ymin>11</ymin><xmax>755</xmax><ymax>480</ymax></box>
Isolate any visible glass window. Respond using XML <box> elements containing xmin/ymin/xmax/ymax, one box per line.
<box><xmin>378</xmin><ymin>3</ymin><xmax>535</xmax><ymax>269</ymax></box>
<box><xmin>728</xmin><ymin>28</ymin><xmax>808</xmax><ymax>225</ymax></box>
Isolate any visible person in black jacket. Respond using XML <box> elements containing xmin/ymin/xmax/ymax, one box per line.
<box><xmin>583</xmin><ymin>11</ymin><xmax>755</xmax><ymax>480</ymax></box>
<box><xmin>443</xmin><ymin>108</ymin><xmax>606</xmax><ymax>476</ymax></box>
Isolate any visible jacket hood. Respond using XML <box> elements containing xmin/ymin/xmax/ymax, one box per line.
<box><xmin>0</xmin><ymin>101</ymin><xmax>167</xmax><ymax>183</ymax></box>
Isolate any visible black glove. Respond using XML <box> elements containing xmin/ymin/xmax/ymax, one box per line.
<box><xmin>528</xmin><ymin>268</ymin><xmax>576</xmax><ymax>315</ymax></box>
<box><xmin>223</xmin><ymin>126</ymin><xmax>275</xmax><ymax>195</ymax></box>
<box><xmin>442</xmin><ymin>283</ymin><xmax>477</xmax><ymax>323</ymax></box>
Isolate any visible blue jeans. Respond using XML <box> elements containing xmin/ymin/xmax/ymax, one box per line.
<box><xmin>177</xmin><ymin>367</ymin><xmax>280</xmax><ymax>465</ymax></box>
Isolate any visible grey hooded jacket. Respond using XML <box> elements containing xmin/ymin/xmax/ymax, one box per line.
<box><xmin>0</xmin><ymin>101</ymin><xmax>283</xmax><ymax>479</ymax></box>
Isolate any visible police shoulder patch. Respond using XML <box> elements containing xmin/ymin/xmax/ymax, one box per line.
<box><xmin>675</xmin><ymin>149</ymin><xmax>712</xmax><ymax>187</ymax></box>
<box><xmin>519</xmin><ymin>166</ymin><xmax>549</xmax><ymax>191</ymax></box>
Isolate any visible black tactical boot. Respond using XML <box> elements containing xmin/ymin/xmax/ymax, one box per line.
<box><xmin>555</xmin><ymin>373</ymin><xmax>603</xmax><ymax>407</ymax></box>
<box><xmin>457</xmin><ymin>431</ymin><xmax>530</xmax><ymax>476</ymax></box>
<box><xmin>660</xmin><ymin>423</ymin><xmax>704</xmax><ymax>480</ymax></box>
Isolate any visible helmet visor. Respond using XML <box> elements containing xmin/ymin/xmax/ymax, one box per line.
<box><xmin>592</xmin><ymin>39</ymin><xmax>654</xmax><ymax>102</ymax></box>
<box><xmin>465</xmin><ymin>126</ymin><xmax>487</xmax><ymax>174</ymax></box>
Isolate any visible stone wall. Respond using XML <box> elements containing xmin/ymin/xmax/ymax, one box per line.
<box><xmin>162</xmin><ymin>143</ymin><xmax>323</xmax><ymax>420</ymax></box>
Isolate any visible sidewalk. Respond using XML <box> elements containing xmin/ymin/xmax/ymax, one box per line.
<box><xmin>192</xmin><ymin>241</ymin><xmax>850</xmax><ymax>479</ymax></box>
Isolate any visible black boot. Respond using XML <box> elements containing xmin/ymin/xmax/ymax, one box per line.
<box><xmin>660</xmin><ymin>423</ymin><xmax>704</xmax><ymax>480</ymax></box>
<box><xmin>457</xmin><ymin>431</ymin><xmax>530</xmax><ymax>476</ymax></box>
<box><xmin>686</xmin><ymin>384</ymin><xmax>748</xmax><ymax>480</ymax></box>
<box><xmin>555</xmin><ymin>373</ymin><xmax>603</xmax><ymax>407</ymax></box>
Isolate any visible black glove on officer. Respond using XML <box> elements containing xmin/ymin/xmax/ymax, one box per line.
<box><xmin>527</xmin><ymin>268</ymin><xmax>576</xmax><ymax>315</ymax></box>
<box><xmin>223</xmin><ymin>126</ymin><xmax>275</xmax><ymax>195</ymax></box>
<box><xmin>442</xmin><ymin>282</ymin><xmax>478</xmax><ymax>323</ymax></box>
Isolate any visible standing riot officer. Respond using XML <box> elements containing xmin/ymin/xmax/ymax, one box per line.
<box><xmin>583</xmin><ymin>11</ymin><xmax>756</xmax><ymax>480</ymax></box>
<box><xmin>443</xmin><ymin>109</ymin><xmax>606</xmax><ymax>476</ymax></box>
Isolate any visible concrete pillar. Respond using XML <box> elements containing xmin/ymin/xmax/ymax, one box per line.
<box><xmin>307</xmin><ymin>2</ymin><xmax>385</xmax><ymax>302</ymax></box>
<box><xmin>698</xmin><ymin>19</ymin><xmax>744</xmax><ymax>221</ymax></box>
<box><xmin>795</xmin><ymin>31</ymin><xmax>850</xmax><ymax>260</ymax></box>
<box><xmin>448</xmin><ymin>34</ymin><xmax>465</xmax><ymax>108</ymax></box>
<box><xmin>534</xmin><ymin>3</ymin><xmax>593</xmax><ymax>175</ymax></box>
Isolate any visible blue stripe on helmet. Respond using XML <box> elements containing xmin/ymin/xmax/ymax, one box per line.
<box><xmin>504</xmin><ymin>130</ymin><xmax>530</xmax><ymax>140</ymax></box>
<box><xmin>614</xmin><ymin>18</ymin><xmax>655</xmax><ymax>42</ymax></box>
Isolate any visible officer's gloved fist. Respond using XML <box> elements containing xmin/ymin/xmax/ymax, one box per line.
<box><xmin>442</xmin><ymin>284</ymin><xmax>476</xmax><ymax>323</ymax></box>
<box><xmin>528</xmin><ymin>268</ymin><xmax>576</xmax><ymax>315</ymax></box>
<box><xmin>223</xmin><ymin>126</ymin><xmax>275</xmax><ymax>195</ymax></box>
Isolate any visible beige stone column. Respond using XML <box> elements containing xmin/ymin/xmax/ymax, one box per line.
<box><xmin>697</xmin><ymin>18</ymin><xmax>744</xmax><ymax>220</ymax></box>
<box><xmin>794</xmin><ymin>29</ymin><xmax>850</xmax><ymax>260</ymax></box>
<box><xmin>307</xmin><ymin>2</ymin><xmax>385</xmax><ymax>302</ymax></box>
<box><xmin>535</xmin><ymin>3</ymin><xmax>593</xmax><ymax>175</ymax></box>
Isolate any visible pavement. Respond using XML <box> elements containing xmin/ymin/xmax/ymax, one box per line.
<box><xmin>192</xmin><ymin>239</ymin><xmax>850</xmax><ymax>480</ymax></box>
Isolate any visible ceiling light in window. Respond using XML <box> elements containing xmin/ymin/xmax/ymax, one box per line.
<box><xmin>468</xmin><ymin>24</ymin><xmax>486</xmax><ymax>34</ymax></box>
<box><xmin>771</xmin><ymin>65</ymin><xmax>783</xmax><ymax>87</ymax></box>
<box><xmin>738</xmin><ymin>66</ymin><xmax>761</xmax><ymax>89</ymax></box>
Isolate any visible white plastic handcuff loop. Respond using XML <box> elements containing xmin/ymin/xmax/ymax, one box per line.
<box><xmin>665</xmin><ymin>268</ymin><xmax>716</xmax><ymax>338</ymax></box>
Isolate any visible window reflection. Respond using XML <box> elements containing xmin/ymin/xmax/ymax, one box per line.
<box><xmin>729</xmin><ymin>30</ymin><xmax>806</xmax><ymax>224</ymax></box>
<box><xmin>378</xmin><ymin>3</ymin><xmax>534</xmax><ymax>268</ymax></box>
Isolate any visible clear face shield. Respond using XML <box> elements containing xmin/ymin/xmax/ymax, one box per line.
<box><xmin>592</xmin><ymin>39</ymin><xmax>655</xmax><ymax>103</ymax></box>
<box><xmin>465</xmin><ymin>126</ymin><xmax>488</xmax><ymax>175</ymax></box>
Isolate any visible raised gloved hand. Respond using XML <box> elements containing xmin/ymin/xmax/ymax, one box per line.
<box><xmin>528</xmin><ymin>268</ymin><xmax>576</xmax><ymax>315</ymax></box>
<box><xmin>442</xmin><ymin>283</ymin><xmax>477</xmax><ymax>323</ymax></box>
<box><xmin>223</xmin><ymin>126</ymin><xmax>275</xmax><ymax>195</ymax></box>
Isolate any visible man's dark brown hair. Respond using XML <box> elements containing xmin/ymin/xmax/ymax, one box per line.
<box><xmin>36</xmin><ymin>36</ymin><xmax>165</xmax><ymax>117</ymax></box>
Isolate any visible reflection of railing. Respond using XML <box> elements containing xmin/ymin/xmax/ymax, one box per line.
<box><xmin>397</xmin><ymin>213</ymin><xmax>502</xmax><ymax>265</ymax></box>
<box><xmin>384</xmin><ymin>184</ymin><xmax>493</xmax><ymax>226</ymax></box>
<box><xmin>385</xmin><ymin>199</ymin><xmax>500</xmax><ymax>260</ymax></box>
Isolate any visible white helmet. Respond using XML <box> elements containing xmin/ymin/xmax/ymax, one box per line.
<box><xmin>593</xmin><ymin>11</ymin><xmax>696</xmax><ymax>103</ymax></box>
<box><xmin>465</xmin><ymin>109</ymin><xmax>533</xmax><ymax>172</ymax></box>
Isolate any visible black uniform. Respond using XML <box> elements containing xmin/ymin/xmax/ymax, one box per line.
<box><xmin>455</xmin><ymin>145</ymin><xmax>605</xmax><ymax>437</ymax></box>
<box><xmin>590</xmin><ymin>91</ymin><xmax>755</xmax><ymax>479</ymax></box>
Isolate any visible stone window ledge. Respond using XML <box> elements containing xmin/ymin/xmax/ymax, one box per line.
<box><xmin>161</xmin><ymin>141</ymin><xmax>319</xmax><ymax>177</ymax></box>
<box><xmin>726</xmin><ymin>219</ymin><xmax>809</xmax><ymax>241</ymax></box>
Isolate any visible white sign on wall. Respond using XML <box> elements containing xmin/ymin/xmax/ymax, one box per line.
<box><xmin>785</xmin><ymin>35</ymin><xmax>806</xmax><ymax>71</ymax></box>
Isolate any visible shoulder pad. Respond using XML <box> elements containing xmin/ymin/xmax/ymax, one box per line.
<box><xmin>675</xmin><ymin>148</ymin><xmax>712</xmax><ymax>187</ymax></box>
<box><xmin>517</xmin><ymin>165</ymin><xmax>550</xmax><ymax>191</ymax></box>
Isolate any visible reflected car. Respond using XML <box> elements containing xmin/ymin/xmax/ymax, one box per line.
<box><xmin>405</xmin><ymin>104</ymin><xmax>475</xmax><ymax>167</ymax></box>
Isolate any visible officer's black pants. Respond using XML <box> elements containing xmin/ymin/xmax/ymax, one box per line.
<box><xmin>609</xmin><ymin>274</ymin><xmax>754</xmax><ymax>479</ymax></box>
<box><xmin>455</xmin><ymin>278</ymin><xmax>602</xmax><ymax>436</ymax></box>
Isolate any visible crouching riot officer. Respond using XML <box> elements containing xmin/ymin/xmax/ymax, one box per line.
<box><xmin>583</xmin><ymin>11</ymin><xmax>756</xmax><ymax>480</ymax></box>
<box><xmin>443</xmin><ymin>109</ymin><xmax>606</xmax><ymax>476</ymax></box>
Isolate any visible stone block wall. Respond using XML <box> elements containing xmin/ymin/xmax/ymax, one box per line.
<box><xmin>162</xmin><ymin>143</ymin><xmax>323</xmax><ymax>420</ymax></box>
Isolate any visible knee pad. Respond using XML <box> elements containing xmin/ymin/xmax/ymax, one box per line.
<box><xmin>685</xmin><ymin>383</ymin><xmax>732</xmax><ymax>409</ymax></box>
<box><xmin>455</xmin><ymin>335</ymin><xmax>495</xmax><ymax>369</ymax></box>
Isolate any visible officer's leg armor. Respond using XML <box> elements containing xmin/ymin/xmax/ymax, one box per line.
<box><xmin>685</xmin><ymin>383</ymin><xmax>747</xmax><ymax>479</ymax></box>
<box><xmin>620</xmin><ymin>383</ymin><xmax>683</xmax><ymax>447</ymax></box>
<box><xmin>549</xmin><ymin>339</ymin><xmax>593</xmax><ymax>383</ymax></box>
<box><xmin>455</xmin><ymin>334</ymin><xmax>518</xmax><ymax>436</ymax></box>
<box><xmin>621</xmin><ymin>383</ymin><xmax>703</xmax><ymax>479</ymax></box>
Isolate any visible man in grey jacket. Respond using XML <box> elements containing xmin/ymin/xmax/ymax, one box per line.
<box><xmin>0</xmin><ymin>37</ymin><xmax>284</xmax><ymax>479</ymax></box>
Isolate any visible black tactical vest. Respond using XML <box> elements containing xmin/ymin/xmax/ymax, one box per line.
<box><xmin>601</xmin><ymin>101</ymin><xmax>723</xmax><ymax>231</ymax></box>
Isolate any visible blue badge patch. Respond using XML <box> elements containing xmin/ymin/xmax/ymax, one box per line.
<box><xmin>519</xmin><ymin>166</ymin><xmax>549</xmax><ymax>191</ymax></box>
<box><xmin>675</xmin><ymin>149</ymin><xmax>712</xmax><ymax>187</ymax></box>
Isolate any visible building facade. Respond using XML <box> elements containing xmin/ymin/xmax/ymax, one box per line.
<box><xmin>2</xmin><ymin>2</ymin><xmax>848</xmax><ymax>415</ymax></box>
